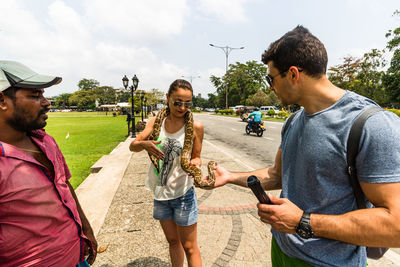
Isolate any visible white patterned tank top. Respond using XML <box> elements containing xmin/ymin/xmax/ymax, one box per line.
<box><xmin>145</xmin><ymin>118</ymin><xmax>193</xmax><ymax>200</ymax></box>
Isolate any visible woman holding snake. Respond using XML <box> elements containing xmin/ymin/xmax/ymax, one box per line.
<box><xmin>130</xmin><ymin>79</ymin><xmax>204</xmax><ymax>267</ymax></box>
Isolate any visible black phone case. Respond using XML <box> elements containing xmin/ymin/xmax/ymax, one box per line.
<box><xmin>247</xmin><ymin>175</ymin><xmax>271</xmax><ymax>204</ymax></box>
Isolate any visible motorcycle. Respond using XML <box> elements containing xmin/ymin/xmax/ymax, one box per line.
<box><xmin>245</xmin><ymin>120</ymin><xmax>265</xmax><ymax>137</ymax></box>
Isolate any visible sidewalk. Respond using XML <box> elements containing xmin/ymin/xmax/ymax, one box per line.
<box><xmin>77</xmin><ymin>137</ymin><xmax>398</xmax><ymax>267</ymax></box>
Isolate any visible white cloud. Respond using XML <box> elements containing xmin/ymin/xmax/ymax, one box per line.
<box><xmin>196</xmin><ymin>0</ymin><xmax>250</xmax><ymax>23</ymax></box>
<box><xmin>0</xmin><ymin>0</ymin><xmax>194</xmax><ymax>96</ymax></box>
<box><xmin>83</xmin><ymin>0</ymin><xmax>189</xmax><ymax>42</ymax></box>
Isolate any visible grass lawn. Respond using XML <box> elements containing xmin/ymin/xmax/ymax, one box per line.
<box><xmin>45</xmin><ymin>113</ymin><xmax>132</xmax><ymax>189</ymax></box>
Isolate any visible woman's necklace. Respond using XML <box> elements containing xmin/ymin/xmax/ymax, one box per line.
<box><xmin>19</xmin><ymin>148</ymin><xmax>42</xmax><ymax>154</ymax></box>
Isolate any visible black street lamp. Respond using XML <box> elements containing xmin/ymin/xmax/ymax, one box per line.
<box><xmin>144</xmin><ymin>97</ymin><xmax>147</xmax><ymax>118</ymax></box>
<box><xmin>140</xmin><ymin>91</ymin><xmax>145</xmax><ymax>121</ymax></box>
<box><xmin>122</xmin><ymin>74</ymin><xmax>139</xmax><ymax>138</ymax></box>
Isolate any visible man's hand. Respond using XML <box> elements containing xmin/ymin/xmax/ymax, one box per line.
<box><xmin>83</xmin><ymin>225</ymin><xmax>98</xmax><ymax>265</ymax></box>
<box><xmin>257</xmin><ymin>193</ymin><xmax>303</xmax><ymax>234</ymax></box>
<box><xmin>202</xmin><ymin>165</ymin><xmax>231</xmax><ymax>188</ymax></box>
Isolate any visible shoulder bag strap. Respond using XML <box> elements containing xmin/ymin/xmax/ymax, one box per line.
<box><xmin>347</xmin><ymin>106</ymin><xmax>383</xmax><ymax>209</ymax></box>
<box><xmin>282</xmin><ymin>110</ymin><xmax>300</xmax><ymax>137</ymax></box>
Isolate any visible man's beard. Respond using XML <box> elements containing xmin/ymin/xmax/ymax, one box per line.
<box><xmin>6</xmin><ymin>106</ymin><xmax>49</xmax><ymax>132</ymax></box>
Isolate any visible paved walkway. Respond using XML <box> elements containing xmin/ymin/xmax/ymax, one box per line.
<box><xmin>78</xmin><ymin>136</ymin><xmax>399</xmax><ymax>267</ymax></box>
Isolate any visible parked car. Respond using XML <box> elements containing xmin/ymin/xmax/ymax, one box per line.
<box><xmin>234</xmin><ymin>105</ymin><xmax>245</xmax><ymax>111</ymax></box>
<box><xmin>260</xmin><ymin>106</ymin><xmax>279</xmax><ymax>114</ymax></box>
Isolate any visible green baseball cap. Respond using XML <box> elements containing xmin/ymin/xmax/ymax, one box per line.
<box><xmin>0</xmin><ymin>60</ymin><xmax>62</xmax><ymax>91</ymax></box>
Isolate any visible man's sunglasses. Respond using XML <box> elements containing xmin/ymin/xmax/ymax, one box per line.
<box><xmin>173</xmin><ymin>100</ymin><xmax>192</xmax><ymax>108</ymax></box>
<box><xmin>265</xmin><ymin>68</ymin><xmax>303</xmax><ymax>87</ymax></box>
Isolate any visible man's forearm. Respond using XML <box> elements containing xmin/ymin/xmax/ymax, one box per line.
<box><xmin>312</xmin><ymin>208</ymin><xmax>400</xmax><ymax>247</ymax></box>
<box><xmin>229</xmin><ymin>167</ymin><xmax>282</xmax><ymax>191</ymax></box>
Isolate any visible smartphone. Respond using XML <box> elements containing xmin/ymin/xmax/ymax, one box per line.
<box><xmin>247</xmin><ymin>175</ymin><xmax>272</xmax><ymax>204</ymax></box>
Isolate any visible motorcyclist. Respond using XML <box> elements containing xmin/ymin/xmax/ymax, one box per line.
<box><xmin>248</xmin><ymin>107</ymin><xmax>263</xmax><ymax>130</ymax></box>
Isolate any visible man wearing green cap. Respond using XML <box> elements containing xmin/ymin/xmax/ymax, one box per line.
<box><xmin>0</xmin><ymin>61</ymin><xmax>97</xmax><ymax>266</ymax></box>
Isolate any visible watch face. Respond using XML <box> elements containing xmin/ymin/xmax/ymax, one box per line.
<box><xmin>296</xmin><ymin>223</ymin><xmax>313</xmax><ymax>239</ymax></box>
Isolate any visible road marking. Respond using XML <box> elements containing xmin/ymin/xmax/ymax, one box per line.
<box><xmin>203</xmin><ymin>139</ymin><xmax>253</xmax><ymax>171</ymax></box>
<box><xmin>263</xmin><ymin>137</ymin><xmax>274</xmax><ymax>141</ymax></box>
<box><xmin>231</xmin><ymin>128</ymin><xmax>237</xmax><ymax>132</ymax></box>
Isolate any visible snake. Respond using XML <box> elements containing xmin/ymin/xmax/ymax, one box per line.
<box><xmin>148</xmin><ymin>107</ymin><xmax>217</xmax><ymax>189</ymax></box>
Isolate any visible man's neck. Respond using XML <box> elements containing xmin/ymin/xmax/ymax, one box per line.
<box><xmin>0</xmin><ymin>122</ymin><xmax>30</xmax><ymax>146</ymax></box>
<box><xmin>297</xmin><ymin>76</ymin><xmax>346</xmax><ymax>115</ymax></box>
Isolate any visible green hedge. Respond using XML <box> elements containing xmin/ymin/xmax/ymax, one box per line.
<box><xmin>277</xmin><ymin>110</ymin><xmax>291</xmax><ymax>120</ymax></box>
<box><xmin>215</xmin><ymin>109</ymin><xmax>235</xmax><ymax>115</ymax></box>
<box><xmin>267</xmin><ymin>109</ymin><xmax>276</xmax><ymax>116</ymax></box>
<box><xmin>387</xmin><ymin>108</ymin><xmax>400</xmax><ymax>117</ymax></box>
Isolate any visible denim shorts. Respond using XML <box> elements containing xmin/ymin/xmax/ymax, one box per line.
<box><xmin>153</xmin><ymin>187</ymin><xmax>198</xmax><ymax>226</ymax></box>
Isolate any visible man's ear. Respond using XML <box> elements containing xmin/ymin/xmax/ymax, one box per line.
<box><xmin>0</xmin><ymin>92</ymin><xmax>10</xmax><ymax>111</ymax></box>
<box><xmin>288</xmin><ymin>67</ymin><xmax>301</xmax><ymax>83</ymax></box>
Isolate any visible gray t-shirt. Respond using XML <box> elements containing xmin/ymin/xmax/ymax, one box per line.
<box><xmin>273</xmin><ymin>91</ymin><xmax>400</xmax><ymax>267</ymax></box>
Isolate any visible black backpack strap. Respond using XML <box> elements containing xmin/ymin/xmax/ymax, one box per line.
<box><xmin>347</xmin><ymin>106</ymin><xmax>383</xmax><ymax>209</ymax></box>
<box><xmin>282</xmin><ymin>110</ymin><xmax>300</xmax><ymax>137</ymax></box>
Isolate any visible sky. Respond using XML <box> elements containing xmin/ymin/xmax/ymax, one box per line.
<box><xmin>1</xmin><ymin>0</ymin><xmax>399</xmax><ymax>98</ymax></box>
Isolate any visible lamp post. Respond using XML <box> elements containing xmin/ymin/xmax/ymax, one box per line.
<box><xmin>181</xmin><ymin>75</ymin><xmax>200</xmax><ymax>84</ymax></box>
<box><xmin>144</xmin><ymin>97</ymin><xmax>147</xmax><ymax>118</ymax></box>
<box><xmin>122</xmin><ymin>74</ymin><xmax>139</xmax><ymax>138</ymax></box>
<box><xmin>209</xmin><ymin>44</ymin><xmax>244</xmax><ymax>109</ymax></box>
<box><xmin>140</xmin><ymin>91</ymin><xmax>145</xmax><ymax>121</ymax></box>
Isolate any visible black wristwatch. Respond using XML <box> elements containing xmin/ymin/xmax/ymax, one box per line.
<box><xmin>296</xmin><ymin>211</ymin><xmax>314</xmax><ymax>239</ymax></box>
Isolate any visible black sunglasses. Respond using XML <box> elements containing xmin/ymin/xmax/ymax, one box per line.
<box><xmin>266</xmin><ymin>68</ymin><xmax>303</xmax><ymax>87</ymax></box>
<box><xmin>173</xmin><ymin>100</ymin><xmax>192</xmax><ymax>108</ymax></box>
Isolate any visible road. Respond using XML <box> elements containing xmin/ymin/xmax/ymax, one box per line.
<box><xmin>194</xmin><ymin>113</ymin><xmax>283</xmax><ymax>170</ymax></box>
<box><xmin>194</xmin><ymin>113</ymin><xmax>400</xmax><ymax>266</ymax></box>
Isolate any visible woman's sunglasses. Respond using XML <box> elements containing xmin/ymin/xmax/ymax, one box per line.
<box><xmin>173</xmin><ymin>100</ymin><xmax>192</xmax><ymax>108</ymax></box>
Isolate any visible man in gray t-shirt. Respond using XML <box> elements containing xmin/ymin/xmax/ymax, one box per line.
<box><xmin>208</xmin><ymin>26</ymin><xmax>400</xmax><ymax>267</ymax></box>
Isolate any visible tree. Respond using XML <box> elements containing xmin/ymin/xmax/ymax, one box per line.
<box><xmin>69</xmin><ymin>90</ymin><xmax>97</xmax><ymax>110</ymax></box>
<box><xmin>356</xmin><ymin>49</ymin><xmax>387</xmax><ymax>105</ymax></box>
<box><xmin>383</xmin><ymin>10</ymin><xmax>400</xmax><ymax>107</ymax></box>
<box><xmin>93</xmin><ymin>86</ymin><xmax>116</xmax><ymax>106</ymax></box>
<box><xmin>246</xmin><ymin>90</ymin><xmax>278</xmax><ymax>107</ymax></box>
<box><xmin>210</xmin><ymin>60</ymin><xmax>268</xmax><ymax>107</ymax></box>
<box><xmin>54</xmin><ymin>93</ymin><xmax>72</xmax><ymax>108</ymax></box>
<box><xmin>328</xmin><ymin>51</ymin><xmax>388</xmax><ymax>106</ymax></box>
<box><xmin>78</xmin><ymin>78</ymin><xmax>100</xmax><ymax>91</ymax></box>
<box><xmin>145</xmin><ymin>88</ymin><xmax>165</xmax><ymax>111</ymax></box>
<box><xmin>328</xmin><ymin>56</ymin><xmax>361</xmax><ymax>91</ymax></box>
<box><xmin>192</xmin><ymin>94</ymin><xmax>207</xmax><ymax>108</ymax></box>
<box><xmin>206</xmin><ymin>93</ymin><xmax>218</xmax><ymax>108</ymax></box>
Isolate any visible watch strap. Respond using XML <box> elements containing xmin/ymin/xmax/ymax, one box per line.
<box><xmin>300</xmin><ymin>211</ymin><xmax>310</xmax><ymax>224</ymax></box>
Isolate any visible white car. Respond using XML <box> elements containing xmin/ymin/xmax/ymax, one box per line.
<box><xmin>260</xmin><ymin>106</ymin><xmax>279</xmax><ymax>113</ymax></box>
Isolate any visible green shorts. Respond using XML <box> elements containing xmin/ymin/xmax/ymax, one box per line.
<box><xmin>271</xmin><ymin>236</ymin><xmax>312</xmax><ymax>267</ymax></box>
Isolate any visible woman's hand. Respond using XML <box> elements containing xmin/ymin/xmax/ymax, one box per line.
<box><xmin>190</xmin><ymin>158</ymin><xmax>202</xmax><ymax>167</ymax></box>
<box><xmin>141</xmin><ymin>140</ymin><xmax>164</xmax><ymax>160</ymax></box>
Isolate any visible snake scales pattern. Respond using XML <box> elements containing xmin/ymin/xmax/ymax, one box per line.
<box><xmin>148</xmin><ymin>107</ymin><xmax>216</xmax><ymax>189</ymax></box>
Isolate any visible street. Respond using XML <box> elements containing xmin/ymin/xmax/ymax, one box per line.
<box><xmin>194</xmin><ymin>113</ymin><xmax>283</xmax><ymax>170</ymax></box>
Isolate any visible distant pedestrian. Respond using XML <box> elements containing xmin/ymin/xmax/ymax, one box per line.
<box><xmin>208</xmin><ymin>26</ymin><xmax>400</xmax><ymax>266</ymax></box>
<box><xmin>130</xmin><ymin>79</ymin><xmax>204</xmax><ymax>267</ymax></box>
<box><xmin>0</xmin><ymin>61</ymin><xmax>97</xmax><ymax>266</ymax></box>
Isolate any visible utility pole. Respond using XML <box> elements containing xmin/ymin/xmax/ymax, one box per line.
<box><xmin>209</xmin><ymin>44</ymin><xmax>244</xmax><ymax>109</ymax></box>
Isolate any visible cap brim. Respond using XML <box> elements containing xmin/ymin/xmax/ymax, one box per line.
<box><xmin>13</xmin><ymin>74</ymin><xmax>62</xmax><ymax>89</ymax></box>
